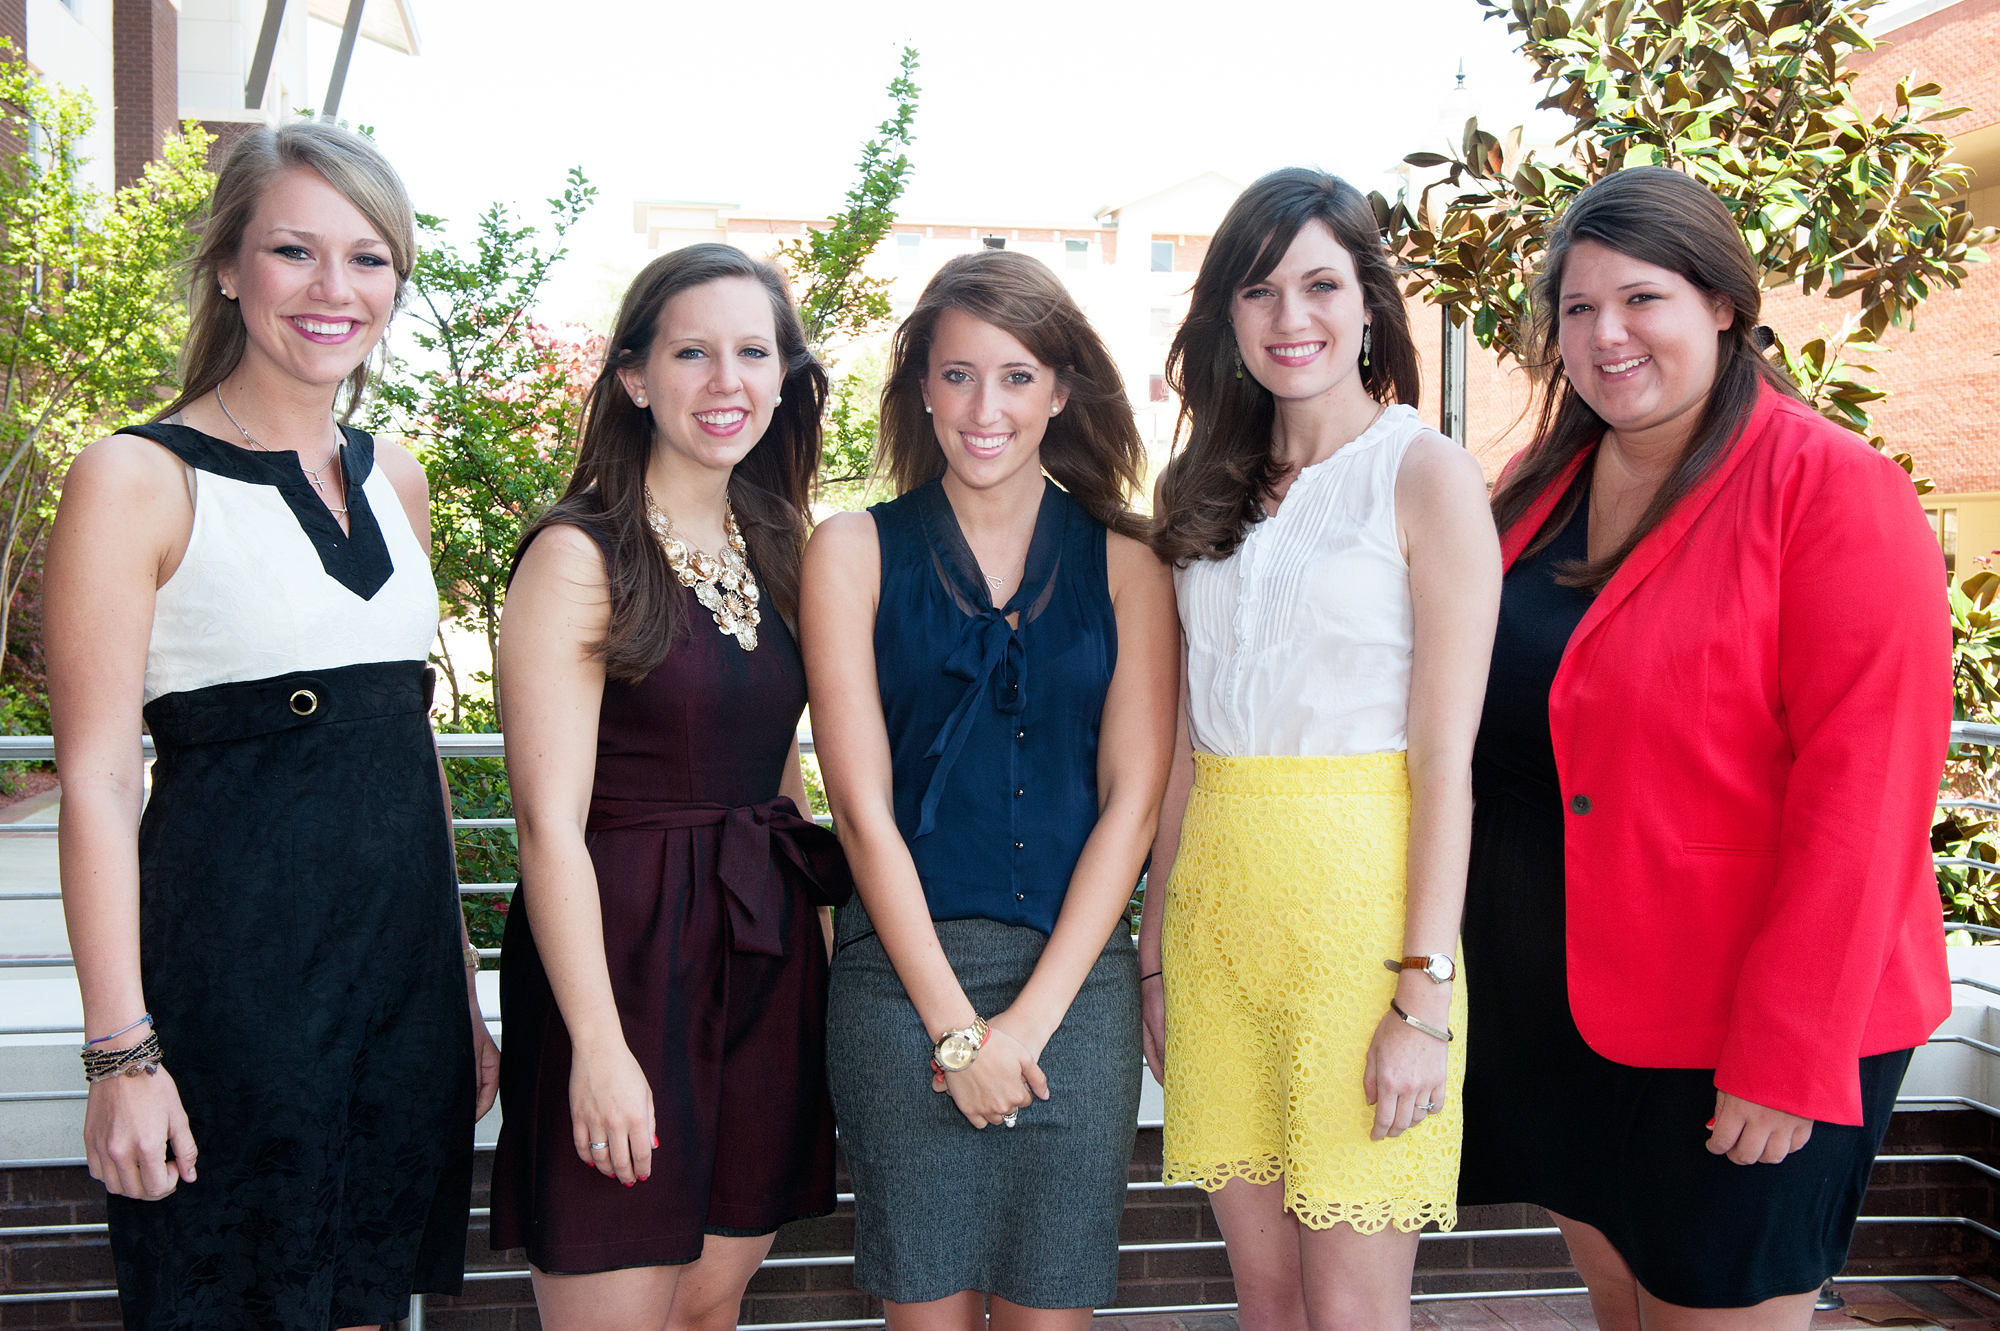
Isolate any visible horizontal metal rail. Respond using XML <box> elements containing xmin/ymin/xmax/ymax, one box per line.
<box><xmin>1929</xmin><ymin>1032</ymin><xmax>2000</xmax><ymax>1058</ymax></box>
<box><xmin>0</xmin><ymin>731</ymin><xmax>815</xmax><ymax>765</ymax></box>
<box><xmin>1899</xmin><ymin>1094</ymin><xmax>2000</xmax><ymax>1118</ymax></box>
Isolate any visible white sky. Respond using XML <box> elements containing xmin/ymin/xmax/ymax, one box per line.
<box><xmin>300</xmin><ymin>0</ymin><xmax>1588</xmax><ymax>324</ymax></box>
<box><xmin>301</xmin><ymin>0</ymin><xmax>1941</xmax><ymax>326</ymax></box>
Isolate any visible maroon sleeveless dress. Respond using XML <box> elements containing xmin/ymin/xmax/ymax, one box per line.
<box><xmin>489</xmin><ymin>579</ymin><xmax>848</xmax><ymax>1274</ymax></box>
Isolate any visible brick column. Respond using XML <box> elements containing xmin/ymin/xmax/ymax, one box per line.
<box><xmin>113</xmin><ymin>0</ymin><xmax>178</xmax><ymax>188</ymax></box>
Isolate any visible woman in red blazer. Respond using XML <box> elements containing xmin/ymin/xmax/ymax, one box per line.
<box><xmin>1457</xmin><ymin>166</ymin><xmax>1952</xmax><ymax>1329</ymax></box>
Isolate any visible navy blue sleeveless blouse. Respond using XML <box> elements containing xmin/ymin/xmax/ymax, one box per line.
<box><xmin>871</xmin><ymin>477</ymin><xmax>1119</xmax><ymax>935</ymax></box>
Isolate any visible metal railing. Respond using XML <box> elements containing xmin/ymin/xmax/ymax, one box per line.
<box><xmin>3</xmin><ymin>726</ymin><xmax>1997</xmax><ymax>1323</ymax></box>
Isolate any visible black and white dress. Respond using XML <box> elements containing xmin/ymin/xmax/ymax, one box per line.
<box><xmin>106</xmin><ymin>422</ymin><xmax>474</xmax><ymax>1331</ymax></box>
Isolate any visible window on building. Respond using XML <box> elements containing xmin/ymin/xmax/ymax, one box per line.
<box><xmin>1151</xmin><ymin>240</ymin><xmax>1174</xmax><ymax>272</ymax></box>
<box><xmin>982</xmin><ymin>236</ymin><xmax>1007</xmax><ymax>250</ymax></box>
<box><xmin>897</xmin><ymin>233</ymin><xmax>921</xmax><ymax>266</ymax></box>
<box><xmin>1149</xmin><ymin>307</ymin><xmax>1173</xmax><ymax>339</ymax></box>
<box><xmin>1927</xmin><ymin>507</ymin><xmax>1959</xmax><ymax>580</ymax></box>
<box><xmin>1149</xmin><ymin>374</ymin><xmax>1168</xmax><ymax>403</ymax></box>
<box><xmin>1066</xmin><ymin>239</ymin><xmax>1089</xmax><ymax>269</ymax></box>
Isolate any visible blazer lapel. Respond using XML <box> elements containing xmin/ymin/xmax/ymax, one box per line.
<box><xmin>1561</xmin><ymin>383</ymin><xmax>1781</xmax><ymax>661</ymax></box>
<box><xmin>1500</xmin><ymin>450</ymin><xmax>1591</xmax><ymax>573</ymax></box>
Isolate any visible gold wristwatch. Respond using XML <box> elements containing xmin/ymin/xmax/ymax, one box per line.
<box><xmin>932</xmin><ymin>1017</ymin><xmax>989</xmax><ymax>1071</ymax></box>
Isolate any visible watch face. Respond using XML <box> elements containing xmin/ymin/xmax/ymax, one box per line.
<box><xmin>1427</xmin><ymin>955</ymin><xmax>1456</xmax><ymax>982</ymax></box>
<box><xmin>937</xmin><ymin>1032</ymin><xmax>977</xmax><ymax>1070</ymax></box>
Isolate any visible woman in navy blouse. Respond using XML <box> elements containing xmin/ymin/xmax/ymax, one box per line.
<box><xmin>802</xmin><ymin>250</ymin><xmax>1177</xmax><ymax>1330</ymax></box>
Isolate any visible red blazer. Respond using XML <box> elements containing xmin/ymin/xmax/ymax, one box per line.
<box><xmin>1497</xmin><ymin>383</ymin><xmax>1953</xmax><ymax>1125</ymax></box>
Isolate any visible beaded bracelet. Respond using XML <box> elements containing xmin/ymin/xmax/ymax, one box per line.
<box><xmin>80</xmin><ymin>1030</ymin><xmax>165</xmax><ymax>1083</ymax></box>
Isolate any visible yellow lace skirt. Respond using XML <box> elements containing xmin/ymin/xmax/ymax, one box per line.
<box><xmin>1160</xmin><ymin>751</ymin><xmax>1467</xmax><ymax>1233</ymax></box>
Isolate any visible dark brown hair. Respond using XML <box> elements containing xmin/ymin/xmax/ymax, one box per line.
<box><xmin>1152</xmin><ymin>168</ymin><xmax>1420</xmax><ymax>565</ymax></box>
<box><xmin>878</xmin><ymin>249</ymin><xmax>1148</xmax><ymax>540</ymax></box>
<box><xmin>1491</xmin><ymin>166</ymin><xmax>1800</xmax><ymax>588</ymax></box>
<box><xmin>513</xmin><ymin>244</ymin><xmax>828</xmax><ymax>682</ymax></box>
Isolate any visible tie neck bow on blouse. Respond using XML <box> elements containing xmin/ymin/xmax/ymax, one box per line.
<box><xmin>913</xmin><ymin>479</ymin><xmax>1068</xmax><ymax>837</ymax></box>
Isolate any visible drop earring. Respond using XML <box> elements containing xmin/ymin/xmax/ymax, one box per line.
<box><xmin>1361</xmin><ymin>324</ymin><xmax>1372</xmax><ymax>368</ymax></box>
<box><xmin>1233</xmin><ymin>346</ymin><xmax>1244</xmax><ymax>381</ymax></box>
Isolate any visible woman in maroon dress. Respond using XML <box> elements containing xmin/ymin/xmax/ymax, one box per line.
<box><xmin>489</xmin><ymin>244</ymin><xmax>849</xmax><ymax>1331</ymax></box>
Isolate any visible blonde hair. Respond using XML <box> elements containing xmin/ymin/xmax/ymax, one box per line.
<box><xmin>158</xmin><ymin>122</ymin><xmax>417</xmax><ymax>422</ymax></box>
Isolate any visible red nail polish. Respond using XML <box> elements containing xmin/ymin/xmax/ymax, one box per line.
<box><xmin>624</xmin><ymin>1181</ymin><xmax>634</xmax><ymax>1188</ymax></box>
<box><xmin>652</xmin><ymin>1135</ymin><xmax>659</xmax><ymax>1149</ymax></box>
<box><xmin>1705</xmin><ymin>1117</ymin><xmax>1716</xmax><ymax>1130</ymax></box>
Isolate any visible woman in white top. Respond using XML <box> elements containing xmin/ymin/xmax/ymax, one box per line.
<box><xmin>44</xmin><ymin>123</ymin><xmax>496</xmax><ymax>1330</ymax></box>
<box><xmin>1139</xmin><ymin>167</ymin><xmax>1501</xmax><ymax>1330</ymax></box>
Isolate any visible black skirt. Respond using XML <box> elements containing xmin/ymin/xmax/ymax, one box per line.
<box><xmin>1459</xmin><ymin>780</ymin><xmax>1910</xmax><ymax>1308</ymax></box>
<box><xmin>107</xmin><ymin>660</ymin><xmax>475</xmax><ymax>1330</ymax></box>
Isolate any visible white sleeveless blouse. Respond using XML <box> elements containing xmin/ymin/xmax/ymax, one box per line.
<box><xmin>142</xmin><ymin>426</ymin><xmax>439</xmax><ymax>704</ymax></box>
<box><xmin>1175</xmin><ymin>403</ymin><xmax>1431</xmax><ymax>758</ymax></box>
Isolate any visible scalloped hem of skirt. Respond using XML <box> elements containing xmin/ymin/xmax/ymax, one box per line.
<box><xmin>1163</xmin><ymin>1157</ymin><xmax>1458</xmax><ymax>1234</ymax></box>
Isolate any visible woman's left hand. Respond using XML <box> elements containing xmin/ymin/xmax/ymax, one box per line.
<box><xmin>1707</xmin><ymin>1090</ymin><xmax>1813</xmax><ymax>1165</ymax></box>
<box><xmin>469</xmin><ymin>978</ymin><xmax>500</xmax><ymax>1121</ymax></box>
<box><xmin>1363</xmin><ymin>1008</ymin><xmax>1449</xmax><ymax>1141</ymax></box>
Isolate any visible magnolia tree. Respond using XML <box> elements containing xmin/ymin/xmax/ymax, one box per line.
<box><xmin>1376</xmin><ymin>0</ymin><xmax>1995</xmax><ymax>923</ymax></box>
<box><xmin>1380</xmin><ymin>0</ymin><xmax>1988</xmax><ymax>465</ymax></box>
<box><xmin>0</xmin><ymin>44</ymin><xmax>213</xmax><ymax>741</ymax></box>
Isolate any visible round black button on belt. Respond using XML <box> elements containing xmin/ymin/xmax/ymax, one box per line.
<box><xmin>288</xmin><ymin>689</ymin><xmax>320</xmax><ymax>717</ymax></box>
<box><xmin>1569</xmin><ymin>794</ymin><xmax>1592</xmax><ymax>815</ymax></box>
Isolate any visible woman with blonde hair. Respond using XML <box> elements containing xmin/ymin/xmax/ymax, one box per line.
<box><xmin>804</xmin><ymin>249</ymin><xmax>1178</xmax><ymax>1329</ymax></box>
<box><xmin>45</xmin><ymin>122</ymin><xmax>494</xmax><ymax>1329</ymax></box>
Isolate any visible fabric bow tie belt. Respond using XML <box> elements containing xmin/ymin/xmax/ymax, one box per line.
<box><xmin>586</xmin><ymin>796</ymin><xmax>852</xmax><ymax>956</ymax></box>
<box><xmin>916</xmin><ymin>605</ymin><xmax>1028</xmax><ymax>838</ymax></box>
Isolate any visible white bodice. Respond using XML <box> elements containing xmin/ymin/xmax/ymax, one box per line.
<box><xmin>142</xmin><ymin>426</ymin><xmax>438</xmax><ymax>704</ymax></box>
<box><xmin>1175</xmin><ymin>403</ymin><xmax>1430</xmax><ymax>758</ymax></box>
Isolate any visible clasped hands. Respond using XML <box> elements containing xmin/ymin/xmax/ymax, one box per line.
<box><xmin>932</xmin><ymin>1011</ymin><xmax>1049</xmax><ymax>1129</ymax></box>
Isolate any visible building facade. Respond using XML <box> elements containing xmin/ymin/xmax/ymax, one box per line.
<box><xmin>11</xmin><ymin>0</ymin><xmax>417</xmax><ymax>195</ymax></box>
<box><xmin>634</xmin><ymin>173</ymin><xmax>1244</xmax><ymax>471</ymax></box>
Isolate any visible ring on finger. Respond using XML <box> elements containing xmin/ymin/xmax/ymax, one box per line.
<box><xmin>1417</xmin><ymin>1101</ymin><xmax>1442</xmax><ymax>1114</ymax></box>
<box><xmin>589</xmin><ymin>1141</ymin><xmax>609</xmax><ymax>1151</ymax></box>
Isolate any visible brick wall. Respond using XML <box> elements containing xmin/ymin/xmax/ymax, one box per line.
<box><xmin>0</xmin><ymin>0</ymin><xmax>26</xmax><ymax>162</ymax></box>
<box><xmin>1848</xmin><ymin>0</ymin><xmax>2000</xmax><ymax>134</ymax></box>
<box><xmin>112</xmin><ymin>0</ymin><xmax>177</xmax><ymax>189</ymax></box>
<box><xmin>1405</xmin><ymin>256</ymin><xmax>2000</xmax><ymax>493</ymax></box>
<box><xmin>3</xmin><ymin>1113</ymin><xmax>1991</xmax><ymax>1328</ymax></box>
<box><xmin>195</xmin><ymin>120</ymin><xmax>261</xmax><ymax>171</ymax></box>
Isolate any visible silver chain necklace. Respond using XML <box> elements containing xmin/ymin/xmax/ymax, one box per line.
<box><xmin>215</xmin><ymin>388</ymin><xmax>348</xmax><ymax>517</ymax></box>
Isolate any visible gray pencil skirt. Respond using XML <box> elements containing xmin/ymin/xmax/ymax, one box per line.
<box><xmin>826</xmin><ymin>898</ymin><xmax>1141</xmax><ymax>1308</ymax></box>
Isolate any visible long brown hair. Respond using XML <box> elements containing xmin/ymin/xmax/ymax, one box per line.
<box><xmin>1492</xmin><ymin>166</ymin><xmax>1800</xmax><ymax>588</ymax></box>
<box><xmin>157</xmin><ymin>122</ymin><xmax>416</xmax><ymax>422</ymax></box>
<box><xmin>878</xmin><ymin>250</ymin><xmax>1148</xmax><ymax>540</ymax></box>
<box><xmin>513</xmin><ymin>244</ymin><xmax>828</xmax><ymax>682</ymax></box>
<box><xmin>1152</xmin><ymin>168</ymin><xmax>1420</xmax><ymax>565</ymax></box>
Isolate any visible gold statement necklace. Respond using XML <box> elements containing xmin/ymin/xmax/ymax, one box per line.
<box><xmin>645</xmin><ymin>488</ymin><xmax>760</xmax><ymax>651</ymax></box>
